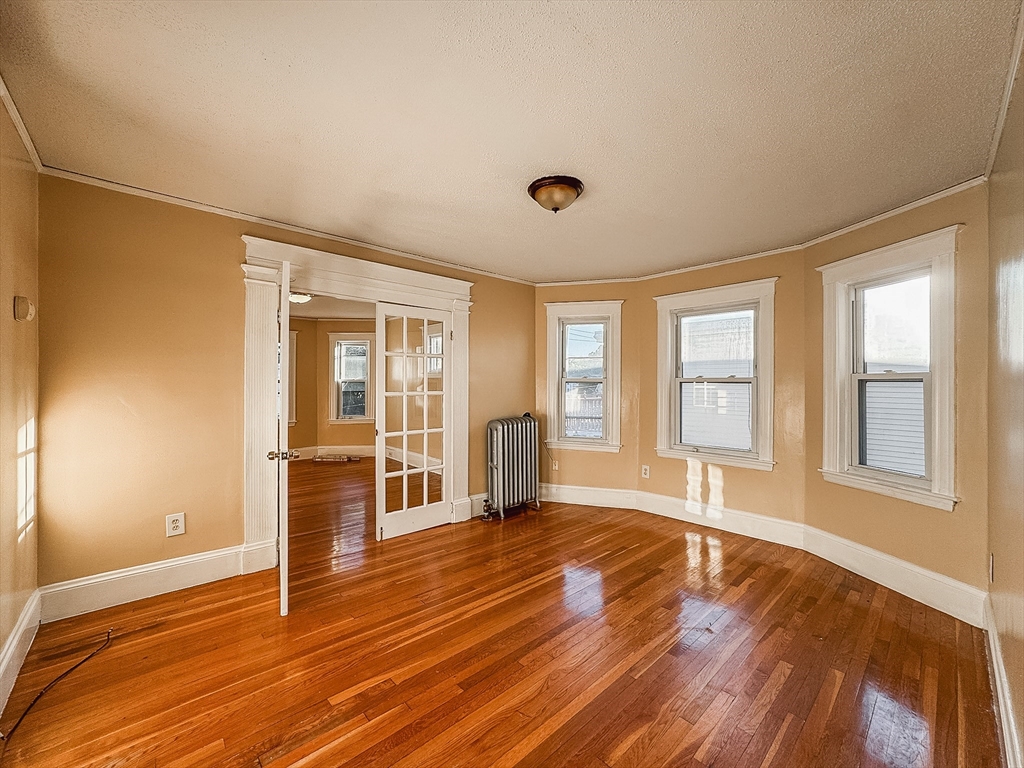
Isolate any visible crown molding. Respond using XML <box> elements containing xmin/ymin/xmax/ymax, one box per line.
<box><xmin>36</xmin><ymin>165</ymin><xmax>534</xmax><ymax>286</ymax></box>
<box><xmin>536</xmin><ymin>176</ymin><xmax>986</xmax><ymax>287</ymax></box>
<box><xmin>0</xmin><ymin>72</ymin><xmax>42</xmax><ymax>172</ymax></box>
<box><xmin>987</xmin><ymin>0</ymin><xmax>1024</xmax><ymax>177</ymax></box>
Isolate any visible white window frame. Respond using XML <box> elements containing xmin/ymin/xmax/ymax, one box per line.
<box><xmin>288</xmin><ymin>330</ymin><xmax>298</xmax><ymax>426</ymax></box>
<box><xmin>329</xmin><ymin>332</ymin><xmax>375</xmax><ymax>423</ymax></box>
<box><xmin>545</xmin><ymin>301</ymin><xmax>622</xmax><ymax>453</ymax></box>
<box><xmin>655</xmin><ymin>278</ymin><xmax>776</xmax><ymax>471</ymax></box>
<box><xmin>818</xmin><ymin>226</ymin><xmax>958</xmax><ymax>511</ymax></box>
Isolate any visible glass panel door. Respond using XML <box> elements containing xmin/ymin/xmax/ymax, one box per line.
<box><xmin>375</xmin><ymin>303</ymin><xmax>452</xmax><ymax>540</ymax></box>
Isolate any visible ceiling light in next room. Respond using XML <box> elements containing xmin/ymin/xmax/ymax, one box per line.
<box><xmin>289</xmin><ymin>293</ymin><xmax>313</xmax><ymax>304</ymax></box>
<box><xmin>528</xmin><ymin>176</ymin><xmax>584</xmax><ymax>213</ymax></box>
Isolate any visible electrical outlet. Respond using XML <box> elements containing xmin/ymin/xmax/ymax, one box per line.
<box><xmin>641</xmin><ymin>465</ymin><xmax>650</xmax><ymax>479</ymax></box>
<box><xmin>166</xmin><ymin>513</ymin><xmax>185</xmax><ymax>537</ymax></box>
<box><xmin>552</xmin><ymin>460</ymin><xmax>559</xmax><ymax>471</ymax></box>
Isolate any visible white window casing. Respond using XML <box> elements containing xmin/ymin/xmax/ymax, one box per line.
<box><xmin>818</xmin><ymin>226</ymin><xmax>958</xmax><ymax>511</ymax></box>
<box><xmin>329</xmin><ymin>332</ymin><xmax>375</xmax><ymax>423</ymax></box>
<box><xmin>545</xmin><ymin>300</ymin><xmax>623</xmax><ymax>453</ymax></box>
<box><xmin>655</xmin><ymin>278</ymin><xmax>777</xmax><ymax>471</ymax></box>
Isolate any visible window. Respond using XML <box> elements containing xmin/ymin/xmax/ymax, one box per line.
<box><xmin>656</xmin><ymin>279</ymin><xmax>776</xmax><ymax>470</ymax></box>
<box><xmin>819</xmin><ymin>226</ymin><xmax>957</xmax><ymax>510</ymax></box>
<box><xmin>545</xmin><ymin>301</ymin><xmax>622</xmax><ymax>452</ymax></box>
<box><xmin>426</xmin><ymin>327</ymin><xmax>443</xmax><ymax>375</ymax></box>
<box><xmin>329</xmin><ymin>333</ymin><xmax>374</xmax><ymax>421</ymax></box>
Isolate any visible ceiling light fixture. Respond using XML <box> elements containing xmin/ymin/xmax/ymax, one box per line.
<box><xmin>528</xmin><ymin>175</ymin><xmax>584</xmax><ymax>213</ymax></box>
<box><xmin>289</xmin><ymin>292</ymin><xmax>313</xmax><ymax>304</ymax></box>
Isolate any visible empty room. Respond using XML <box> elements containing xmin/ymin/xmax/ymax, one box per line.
<box><xmin>0</xmin><ymin>1</ymin><xmax>1022</xmax><ymax>766</ymax></box>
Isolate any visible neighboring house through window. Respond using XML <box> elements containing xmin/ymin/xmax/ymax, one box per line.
<box><xmin>818</xmin><ymin>226</ymin><xmax>957</xmax><ymax>510</ymax></box>
<box><xmin>545</xmin><ymin>301</ymin><xmax>622</xmax><ymax>452</ymax></box>
<box><xmin>656</xmin><ymin>278</ymin><xmax>776</xmax><ymax>471</ymax></box>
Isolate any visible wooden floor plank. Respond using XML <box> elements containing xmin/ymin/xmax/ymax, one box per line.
<box><xmin>0</xmin><ymin>459</ymin><xmax>1003</xmax><ymax>767</ymax></box>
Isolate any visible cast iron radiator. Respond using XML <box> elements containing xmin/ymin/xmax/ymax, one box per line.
<box><xmin>482</xmin><ymin>413</ymin><xmax>541</xmax><ymax>520</ymax></box>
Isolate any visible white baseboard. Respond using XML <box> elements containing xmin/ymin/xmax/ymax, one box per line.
<box><xmin>291</xmin><ymin>445</ymin><xmax>375</xmax><ymax>460</ymax></box>
<box><xmin>241</xmin><ymin>539</ymin><xmax>278</xmax><ymax>575</ymax></box>
<box><xmin>539</xmin><ymin>483</ymin><xmax>986</xmax><ymax>628</ymax></box>
<box><xmin>0</xmin><ymin>589</ymin><xmax>40</xmax><ymax>716</ymax></box>
<box><xmin>317</xmin><ymin>445</ymin><xmax>373</xmax><ymax>457</ymax></box>
<box><xmin>39</xmin><ymin>545</ymin><xmax>253</xmax><ymax>623</ymax></box>
<box><xmin>986</xmin><ymin>595</ymin><xmax>1024</xmax><ymax>768</ymax></box>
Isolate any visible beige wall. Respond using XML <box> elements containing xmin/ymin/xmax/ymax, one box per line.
<box><xmin>805</xmin><ymin>184</ymin><xmax>990</xmax><ymax>588</ymax></box>
<box><xmin>0</xmin><ymin>101</ymin><xmax>39</xmax><ymax>648</ymax></box>
<box><xmin>37</xmin><ymin>175</ymin><xmax>535</xmax><ymax>584</ymax></box>
<box><xmin>288</xmin><ymin>318</ymin><xmax>318</xmax><ymax>449</ymax></box>
<box><xmin>988</xmin><ymin>58</ymin><xmax>1024</xmax><ymax>754</ymax></box>
<box><xmin>315</xmin><ymin>320</ymin><xmax>376</xmax><ymax>448</ymax></box>
<box><xmin>535</xmin><ymin>249</ymin><xmax>807</xmax><ymax>524</ymax></box>
<box><xmin>287</xmin><ymin>318</ymin><xmax>376</xmax><ymax>450</ymax></box>
<box><xmin>537</xmin><ymin>185</ymin><xmax>990</xmax><ymax>588</ymax></box>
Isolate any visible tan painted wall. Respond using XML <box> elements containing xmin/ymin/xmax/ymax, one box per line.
<box><xmin>537</xmin><ymin>186</ymin><xmax>990</xmax><ymax>588</ymax></box>
<box><xmin>987</xmin><ymin>58</ymin><xmax>1024</xmax><ymax>753</ymax></box>
<box><xmin>315</xmin><ymin>320</ymin><xmax>376</xmax><ymax>448</ymax></box>
<box><xmin>288</xmin><ymin>318</ymin><xmax>318</xmax><ymax>449</ymax></box>
<box><xmin>535</xmin><ymin>249</ymin><xmax>807</xmax><ymax>524</ymax></box>
<box><xmin>287</xmin><ymin>318</ymin><xmax>376</xmax><ymax>450</ymax></box>
<box><xmin>37</xmin><ymin>175</ymin><xmax>535</xmax><ymax>584</ymax></box>
<box><xmin>0</xmin><ymin>101</ymin><xmax>39</xmax><ymax>648</ymax></box>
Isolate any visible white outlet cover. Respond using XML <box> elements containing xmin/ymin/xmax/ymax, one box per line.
<box><xmin>641</xmin><ymin>465</ymin><xmax>650</xmax><ymax>478</ymax></box>
<box><xmin>166</xmin><ymin>513</ymin><xmax>185</xmax><ymax>537</ymax></box>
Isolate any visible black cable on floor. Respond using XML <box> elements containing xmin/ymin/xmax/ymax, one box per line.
<box><xmin>0</xmin><ymin>628</ymin><xmax>114</xmax><ymax>760</ymax></box>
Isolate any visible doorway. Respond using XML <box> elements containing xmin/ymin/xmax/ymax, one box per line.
<box><xmin>240</xmin><ymin>235</ymin><xmax>473</xmax><ymax>616</ymax></box>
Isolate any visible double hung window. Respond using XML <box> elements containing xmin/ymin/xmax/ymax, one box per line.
<box><xmin>330</xmin><ymin>334</ymin><xmax>374</xmax><ymax>421</ymax></box>
<box><xmin>545</xmin><ymin>301</ymin><xmax>622</xmax><ymax>452</ymax></box>
<box><xmin>819</xmin><ymin>227</ymin><xmax>957</xmax><ymax>510</ymax></box>
<box><xmin>656</xmin><ymin>279</ymin><xmax>776</xmax><ymax>471</ymax></box>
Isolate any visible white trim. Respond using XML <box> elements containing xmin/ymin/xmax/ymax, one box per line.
<box><xmin>539</xmin><ymin>483</ymin><xmax>986</xmax><ymax>627</ymax></box>
<box><xmin>289</xmin><ymin>445</ymin><xmax>375</xmax><ymax>459</ymax></box>
<box><xmin>39</xmin><ymin>545</ymin><xmax>256</xmax><ymax>623</ymax></box>
<box><xmin>802</xmin><ymin>526</ymin><xmax>985</xmax><ymax>627</ymax></box>
<box><xmin>987</xmin><ymin>0</ymin><xmax>1024</xmax><ymax>177</ymax></box>
<box><xmin>535</xmin><ymin>178</ymin><xmax>987</xmax><ymax>286</ymax></box>
<box><xmin>544</xmin><ymin>301</ymin><xmax>623</xmax><ymax>451</ymax></box>
<box><xmin>0</xmin><ymin>73</ymin><xmax>42</xmax><ymax>172</ymax></box>
<box><xmin>328</xmin><ymin>333</ymin><xmax>375</xmax><ymax>421</ymax></box>
<box><xmin>819</xmin><ymin>227</ymin><xmax>958</xmax><ymax>508</ymax></box>
<box><xmin>655</xmin><ymin>278</ymin><xmax>776</xmax><ymax>469</ymax></box>
<box><xmin>818</xmin><ymin>469</ymin><xmax>956</xmax><ymax>511</ymax></box>
<box><xmin>986</xmin><ymin>595</ymin><xmax>1024</xmax><ymax>768</ymax></box>
<box><xmin>546</xmin><ymin>440</ymin><xmax>622</xmax><ymax>454</ymax></box>
<box><xmin>241</xmin><ymin>540</ymin><xmax>278</xmax><ymax>575</ymax></box>
<box><xmin>0</xmin><ymin>590</ymin><xmax>41</xmax><ymax>716</ymax></box>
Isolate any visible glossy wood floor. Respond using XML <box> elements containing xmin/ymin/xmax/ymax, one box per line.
<box><xmin>1</xmin><ymin>460</ymin><xmax>1002</xmax><ymax>767</ymax></box>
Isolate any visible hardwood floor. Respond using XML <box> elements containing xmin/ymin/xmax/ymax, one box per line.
<box><xmin>1</xmin><ymin>459</ymin><xmax>1002</xmax><ymax>767</ymax></box>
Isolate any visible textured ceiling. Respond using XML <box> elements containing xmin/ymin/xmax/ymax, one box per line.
<box><xmin>1</xmin><ymin>0</ymin><xmax>1020</xmax><ymax>282</ymax></box>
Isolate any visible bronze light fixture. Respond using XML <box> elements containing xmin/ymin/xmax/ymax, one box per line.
<box><xmin>528</xmin><ymin>175</ymin><xmax>584</xmax><ymax>213</ymax></box>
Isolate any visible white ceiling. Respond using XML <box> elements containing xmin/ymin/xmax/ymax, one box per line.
<box><xmin>291</xmin><ymin>296</ymin><xmax>375</xmax><ymax>320</ymax></box>
<box><xmin>1</xmin><ymin>1</ymin><xmax>1019</xmax><ymax>282</ymax></box>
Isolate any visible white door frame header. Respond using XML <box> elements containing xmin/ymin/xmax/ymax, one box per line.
<box><xmin>242</xmin><ymin>235</ymin><xmax>473</xmax><ymax>310</ymax></box>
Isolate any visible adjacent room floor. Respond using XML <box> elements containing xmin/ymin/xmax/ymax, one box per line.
<box><xmin>0</xmin><ymin>459</ymin><xmax>1002</xmax><ymax>766</ymax></box>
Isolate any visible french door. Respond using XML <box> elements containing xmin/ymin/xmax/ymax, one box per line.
<box><xmin>375</xmin><ymin>303</ymin><xmax>453</xmax><ymax>540</ymax></box>
<box><xmin>274</xmin><ymin>261</ymin><xmax>292</xmax><ymax>616</ymax></box>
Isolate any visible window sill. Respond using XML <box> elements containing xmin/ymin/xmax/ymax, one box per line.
<box><xmin>546</xmin><ymin>439</ymin><xmax>621</xmax><ymax>454</ymax></box>
<box><xmin>655</xmin><ymin>447</ymin><xmax>774</xmax><ymax>472</ymax></box>
<box><xmin>819</xmin><ymin>469</ymin><xmax>956</xmax><ymax>511</ymax></box>
<box><xmin>328</xmin><ymin>418</ymin><xmax>374</xmax><ymax>425</ymax></box>
<box><xmin>288</xmin><ymin>420</ymin><xmax>296</xmax><ymax>427</ymax></box>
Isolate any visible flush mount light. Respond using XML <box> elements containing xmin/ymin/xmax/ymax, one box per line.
<box><xmin>288</xmin><ymin>293</ymin><xmax>313</xmax><ymax>304</ymax></box>
<box><xmin>528</xmin><ymin>175</ymin><xmax>584</xmax><ymax>213</ymax></box>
